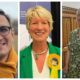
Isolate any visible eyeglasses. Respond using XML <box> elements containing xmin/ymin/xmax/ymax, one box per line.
<box><xmin>0</xmin><ymin>26</ymin><xmax>11</xmax><ymax>36</ymax></box>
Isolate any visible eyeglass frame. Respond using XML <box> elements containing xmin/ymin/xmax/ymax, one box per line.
<box><xmin>0</xmin><ymin>26</ymin><xmax>12</xmax><ymax>36</ymax></box>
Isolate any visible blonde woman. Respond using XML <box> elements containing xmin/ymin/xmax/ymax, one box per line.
<box><xmin>20</xmin><ymin>6</ymin><xmax>60</xmax><ymax>78</ymax></box>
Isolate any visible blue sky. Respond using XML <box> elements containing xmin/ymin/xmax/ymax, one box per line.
<box><xmin>0</xmin><ymin>2</ymin><xmax>18</xmax><ymax>19</ymax></box>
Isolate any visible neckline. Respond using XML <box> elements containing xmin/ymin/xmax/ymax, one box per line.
<box><xmin>32</xmin><ymin>50</ymin><xmax>49</xmax><ymax>74</ymax></box>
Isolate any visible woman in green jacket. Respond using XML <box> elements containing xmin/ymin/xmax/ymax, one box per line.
<box><xmin>20</xmin><ymin>5</ymin><xmax>60</xmax><ymax>78</ymax></box>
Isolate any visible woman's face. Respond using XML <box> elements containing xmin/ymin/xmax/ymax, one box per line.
<box><xmin>29</xmin><ymin>17</ymin><xmax>51</xmax><ymax>42</ymax></box>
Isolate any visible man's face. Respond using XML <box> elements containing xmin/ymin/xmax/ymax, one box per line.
<box><xmin>0</xmin><ymin>15</ymin><xmax>14</xmax><ymax>57</ymax></box>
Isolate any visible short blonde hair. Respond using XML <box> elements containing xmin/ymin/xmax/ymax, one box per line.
<box><xmin>25</xmin><ymin>5</ymin><xmax>53</xmax><ymax>31</ymax></box>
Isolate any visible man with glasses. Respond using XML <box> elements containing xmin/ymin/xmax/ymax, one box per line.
<box><xmin>0</xmin><ymin>10</ymin><xmax>18</xmax><ymax>78</ymax></box>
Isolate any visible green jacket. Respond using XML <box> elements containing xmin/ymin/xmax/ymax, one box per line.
<box><xmin>20</xmin><ymin>43</ymin><xmax>60</xmax><ymax>78</ymax></box>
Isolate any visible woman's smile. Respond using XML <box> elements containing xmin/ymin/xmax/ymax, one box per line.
<box><xmin>35</xmin><ymin>31</ymin><xmax>45</xmax><ymax>36</ymax></box>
